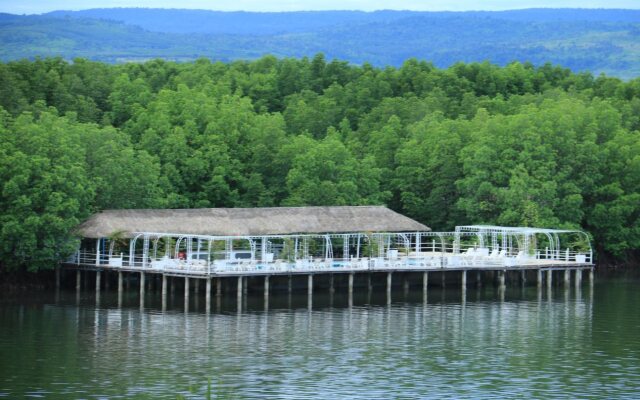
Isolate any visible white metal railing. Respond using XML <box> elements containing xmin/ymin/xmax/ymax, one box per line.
<box><xmin>67</xmin><ymin>247</ymin><xmax>592</xmax><ymax>275</ymax></box>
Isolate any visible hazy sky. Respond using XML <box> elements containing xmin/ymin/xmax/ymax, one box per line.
<box><xmin>3</xmin><ymin>0</ymin><xmax>640</xmax><ymax>14</ymax></box>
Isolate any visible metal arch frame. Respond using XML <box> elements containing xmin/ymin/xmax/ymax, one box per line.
<box><xmin>454</xmin><ymin>225</ymin><xmax>592</xmax><ymax>260</ymax></box>
<box><xmin>118</xmin><ymin>225</ymin><xmax>593</xmax><ymax>268</ymax></box>
<box><xmin>129</xmin><ymin>233</ymin><xmax>144</xmax><ymax>267</ymax></box>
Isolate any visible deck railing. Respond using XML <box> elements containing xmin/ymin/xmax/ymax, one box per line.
<box><xmin>68</xmin><ymin>247</ymin><xmax>593</xmax><ymax>275</ymax></box>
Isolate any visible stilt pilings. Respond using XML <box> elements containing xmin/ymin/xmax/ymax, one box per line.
<box><xmin>498</xmin><ymin>270</ymin><xmax>506</xmax><ymax>289</ymax></box>
<box><xmin>236</xmin><ymin>276</ymin><xmax>242</xmax><ymax>310</ymax></box>
<box><xmin>423</xmin><ymin>272</ymin><xmax>428</xmax><ymax>300</ymax></box>
<box><xmin>264</xmin><ymin>275</ymin><xmax>270</xmax><ymax>310</ymax></box>
<box><xmin>461</xmin><ymin>270</ymin><xmax>467</xmax><ymax>291</ymax></box>
<box><xmin>576</xmin><ymin>269</ymin><xmax>583</xmax><ymax>288</ymax></box>
<box><xmin>386</xmin><ymin>272</ymin><xmax>392</xmax><ymax>304</ymax></box>
<box><xmin>95</xmin><ymin>270</ymin><xmax>101</xmax><ymax>293</ymax></box>
<box><xmin>537</xmin><ymin>269</ymin><xmax>542</xmax><ymax>288</ymax></box>
<box><xmin>161</xmin><ymin>274</ymin><xmax>167</xmax><ymax>311</ymax></box>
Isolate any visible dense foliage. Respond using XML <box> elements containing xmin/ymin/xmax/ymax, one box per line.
<box><xmin>2</xmin><ymin>9</ymin><xmax>640</xmax><ymax>78</ymax></box>
<box><xmin>1</xmin><ymin>56</ymin><xmax>639</xmax><ymax>270</ymax></box>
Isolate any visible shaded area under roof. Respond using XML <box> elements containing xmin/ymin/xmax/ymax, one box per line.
<box><xmin>75</xmin><ymin>206</ymin><xmax>430</xmax><ymax>238</ymax></box>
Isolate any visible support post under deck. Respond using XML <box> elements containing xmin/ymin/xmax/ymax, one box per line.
<box><xmin>184</xmin><ymin>277</ymin><xmax>190</xmax><ymax>303</ymax></box>
<box><xmin>140</xmin><ymin>272</ymin><xmax>145</xmax><ymax>297</ymax></box>
<box><xmin>498</xmin><ymin>270</ymin><xmax>505</xmax><ymax>288</ymax></box>
<box><xmin>575</xmin><ymin>269</ymin><xmax>582</xmax><ymax>288</ymax></box>
<box><xmin>96</xmin><ymin>270</ymin><xmax>101</xmax><ymax>293</ymax></box>
<box><xmin>564</xmin><ymin>269</ymin><xmax>570</xmax><ymax>287</ymax></box>
<box><xmin>308</xmin><ymin>274</ymin><xmax>313</xmax><ymax>310</ymax></box>
<box><xmin>139</xmin><ymin>272</ymin><xmax>145</xmax><ymax>309</ymax></box>
<box><xmin>348</xmin><ymin>273</ymin><xmax>354</xmax><ymax>296</ymax></box>
<box><xmin>537</xmin><ymin>269</ymin><xmax>542</xmax><ymax>288</ymax></box>
<box><xmin>423</xmin><ymin>272</ymin><xmax>428</xmax><ymax>300</ymax></box>
<box><xmin>162</xmin><ymin>274</ymin><xmax>167</xmax><ymax>311</ymax></box>
<box><xmin>205</xmin><ymin>278</ymin><xmax>211</xmax><ymax>313</ymax></box>
<box><xmin>547</xmin><ymin>269</ymin><xmax>553</xmax><ymax>288</ymax></box>
<box><xmin>118</xmin><ymin>271</ymin><xmax>123</xmax><ymax>292</ymax></box>
<box><xmin>461</xmin><ymin>270</ymin><xmax>467</xmax><ymax>291</ymax></box>
<box><xmin>264</xmin><ymin>275</ymin><xmax>269</xmax><ymax>311</ymax></box>
<box><xmin>237</xmin><ymin>276</ymin><xmax>242</xmax><ymax>310</ymax></box>
<box><xmin>386</xmin><ymin>272</ymin><xmax>392</xmax><ymax>304</ymax></box>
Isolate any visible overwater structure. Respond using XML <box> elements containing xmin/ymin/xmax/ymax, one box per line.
<box><xmin>64</xmin><ymin>206</ymin><xmax>594</xmax><ymax>309</ymax></box>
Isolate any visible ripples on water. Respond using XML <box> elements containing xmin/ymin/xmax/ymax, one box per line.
<box><xmin>1</xmin><ymin>275</ymin><xmax>640</xmax><ymax>399</ymax></box>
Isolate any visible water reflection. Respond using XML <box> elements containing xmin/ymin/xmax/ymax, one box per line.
<box><xmin>1</xmin><ymin>278</ymin><xmax>639</xmax><ymax>399</ymax></box>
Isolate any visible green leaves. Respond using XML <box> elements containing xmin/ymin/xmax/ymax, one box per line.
<box><xmin>2</xmin><ymin>56</ymin><xmax>640</xmax><ymax>269</ymax></box>
<box><xmin>0</xmin><ymin>108</ymin><xmax>164</xmax><ymax>270</ymax></box>
<box><xmin>282</xmin><ymin>134</ymin><xmax>389</xmax><ymax>206</ymax></box>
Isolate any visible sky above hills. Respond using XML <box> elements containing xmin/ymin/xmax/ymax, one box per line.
<box><xmin>3</xmin><ymin>0</ymin><xmax>640</xmax><ymax>14</ymax></box>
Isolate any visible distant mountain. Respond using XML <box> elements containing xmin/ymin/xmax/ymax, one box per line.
<box><xmin>44</xmin><ymin>9</ymin><xmax>417</xmax><ymax>35</ymax></box>
<box><xmin>2</xmin><ymin>8</ymin><xmax>640</xmax><ymax>78</ymax></box>
<box><xmin>44</xmin><ymin>8</ymin><xmax>640</xmax><ymax>34</ymax></box>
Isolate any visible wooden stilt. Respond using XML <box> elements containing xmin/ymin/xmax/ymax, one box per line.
<box><xmin>264</xmin><ymin>275</ymin><xmax>269</xmax><ymax>311</ymax></box>
<box><xmin>95</xmin><ymin>270</ymin><xmax>101</xmax><ymax>293</ymax></box>
<box><xmin>140</xmin><ymin>272</ymin><xmax>145</xmax><ymax>297</ymax></box>
<box><xmin>236</xmin><ymin>276</ymin><xmax>242</xmax><ymax>310</ymax></box>
<box><xmin>422</xmin><ymin>272</ymin><xmax>428</xmax><ymax>300</ymax></box>
<box><xmin>348</xmin><ymin>273</ymin><xmax>354</xmax><ymax>295</ymax></box>
<box><xmin>162</xmin><ymin>274</ymin><xmax>167</xmax><ymax>311</ymax></box>
<box><xmin>575</xmin><ymin>269</ymin><xmax>583</xmax><ymax>288</ymax></box>
<box><xmin>386</xmin><ymin>272</ymin><xmax>392</xmax><ymax>304</ymax></box>
<box><xmin>184</xmin><ymin>277</ymin><xmax>190</xmax><ymax>303</ymax></box>
<box><xmin>205</xmin><ymin>278</ymin><xmax>211</xmax><ymax>313</ymax></box>
<box><xmin>537</xmin><ymin>269</ymin><xmax>542</xmax><ymax>288</ymax></box>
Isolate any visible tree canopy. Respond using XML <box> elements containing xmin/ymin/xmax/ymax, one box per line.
<box><xmin>1</xmin><ymin>56</ymin><xmax>639</xmax><ymax>270</ymax></box>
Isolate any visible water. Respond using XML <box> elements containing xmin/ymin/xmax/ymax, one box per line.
<box><xmin>1</xmin><ymin>273</ymin><xmax>640</xmax><ymax>399</ymax></box>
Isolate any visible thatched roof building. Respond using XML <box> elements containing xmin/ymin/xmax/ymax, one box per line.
<box><xmin>76</xmin><ymin>206</ymin><xmax>430</xmax><ymax>238</ymax></box>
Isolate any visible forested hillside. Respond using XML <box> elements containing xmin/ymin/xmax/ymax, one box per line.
<box><xmin>1</xmin><ymin>56</ymin><xmax>639</xmax><ymax>270</ymax></box>
<box><xmin>2</xmin><ymin>8</ymin><xmax>640</xmax><ymax>78</ymax></box>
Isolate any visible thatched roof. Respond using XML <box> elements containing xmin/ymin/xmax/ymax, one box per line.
<box><xmin>76</xmin><ymin>206</ymin><xmax>430</xmax><ymax>238</ymax></box>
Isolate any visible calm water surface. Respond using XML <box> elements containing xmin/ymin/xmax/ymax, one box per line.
<box><xmin>1</xmin><ymin>272</ymin><xmax>640</xmax><ymax>398</ymax></box>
